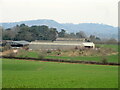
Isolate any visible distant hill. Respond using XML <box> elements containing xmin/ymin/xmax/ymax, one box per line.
<box><xmin>0</xmin><ymin>19</ymin><xmax>118</xmax><ymax>39</ymax></box>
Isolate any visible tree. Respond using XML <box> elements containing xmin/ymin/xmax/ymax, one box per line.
<box><xmin>95</xmin><ymin>37</ymin><xmax>101</xmax><ymax>41</ymax></box>
<box><xmin>15</xmin><ymin>28</ymin><xmax>33</xmax><ymax>41</ymax></box>
<box><xmin>106</xmin><ymin>38</ymin><xmax>117</xmax><ymax>44</ymax></box>
<box><xmin>20</xmin><ymin>24</ymin><xmax>26</xmax><ymax>27</ymax></box>
<box><xmin>58</xmin><ymin>29</ymin><xmax>66</xmax><ymax>37</ymax></box>
<box><xmin>69</xmin><ymin>33</ymin><xmax>76</xmax><ymax>38</ymax></box>
<box><xmin>89</xmin><ymin>35</ymin><xmax>96</xmax><ymax>41</ymax></box>
<box><xmin>2</xmin><ymin>30</ymin><xmax>16</xmax><ymax>40</ymax></box>
<box><xmin>48</xmin><ymin>28</ymin><xmax>58</xmax><ymax>41</ymax></box>
<box><xmin>14</xmin><ymin>24</ymin><xmax>33</xmax><ymax>41</ymax></box>
<box><xmin>0</xmin><ymin>26</ymin><xmax>4</xmax><ymax>40</ymax></box>
<box><xmin>76</xmin><ymin>31</ymin><xmax>87</xmax><ymax>38</ymax></box>
<box><xmin>89</xmin><ymin>35</ymin><xmax>101</xmax><ymax>42</ymax></box>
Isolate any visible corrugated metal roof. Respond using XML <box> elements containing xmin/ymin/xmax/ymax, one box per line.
<box><xmin>30</xmin><ymin>41</ymin><xmax>95</xmax><ymax>46</ymax></box>
<box><xmin>11</xmin><ymin>41</ymin><xmax>30</xmax><ymax>45</ymax></box>
<box><xmin>56</xmin><ymin>38</ymin><xmax>85</xmax><ymax>41</ymax></box>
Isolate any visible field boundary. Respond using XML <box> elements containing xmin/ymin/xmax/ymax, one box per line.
<box><xmin>1</xmin><ymin>56</ymin><xmax>120</xmax><ymax>66</ymax></box>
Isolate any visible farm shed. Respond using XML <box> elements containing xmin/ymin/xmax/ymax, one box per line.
<box><xmin>29</xmin><ymin>42</ymin><xmax>83</xmax><ymax>50</ymax></box>
<box><xmin>82</xmin><ymin>42</ymin><xmax>95</xmax><ymax>49</ymax></box>
<box><xmin>8</xmin><ymin>41</ymin><xmax>30</xmax><ymax>49</ymax></box>
<box><xmin>29</xmin><ymin>38</ymin><xmax>95</xmax><ymax>51</ymax></box>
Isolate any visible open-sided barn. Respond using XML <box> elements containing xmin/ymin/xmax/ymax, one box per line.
<box><xmin>8</xmin><ymin>41</ymin><xmax>30</xmax><ymax>49</ymax></box>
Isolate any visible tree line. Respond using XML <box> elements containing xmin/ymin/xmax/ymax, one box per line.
<box><xmin>2</xmin><ymin>24</ymin><xmax>58</xmax><ymax>41</ymax></box>
<box><xmin>0</xmin><ymin>24</ymin><xmax>117</xmax><ymax>44</ymax></box>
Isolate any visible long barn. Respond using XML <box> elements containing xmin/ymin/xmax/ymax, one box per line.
<box><xmin>29</xmin><ymin>38</ymin><xmax>95</xmax><ymax>51</ymax></box>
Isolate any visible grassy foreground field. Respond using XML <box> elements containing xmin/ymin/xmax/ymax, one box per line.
<box><xmin>2</xmin><ymin>59</ymin><xmax>118</xmax><ymax>88</ymax></box>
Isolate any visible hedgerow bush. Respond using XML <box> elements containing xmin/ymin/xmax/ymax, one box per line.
<box><xmin>6</xmin><ymin>52</ymin><xmax>16</xmax><ymax>57</ymax></box>
<box><xmin>47</xmin><ymin>50</ymin><xmax>52</xmax><ymax>53</ymax></box>
<box><xmin>100</xmin><ymin>56</ymin><xmax>108</xmax><ymax>64</ymax></box>
<box><xmin>0</xmin><ymin>48</ymin><xmax>3</xmax><ymax>52</ymax></box>
<box><xmin>38</xmin><ymin>54</ymin><xmax>45</xmax><ymax>60</ymax></box>
<box><xmin>16</xmin><ymin>49</ymin><xmax>28</xmax><ymax>58</ymax></box>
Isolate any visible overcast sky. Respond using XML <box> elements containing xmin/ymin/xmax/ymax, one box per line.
<box><xmin>0</xmin><ymin>0</ymin><xmax>119</xmax><ymax>26</ymax></box>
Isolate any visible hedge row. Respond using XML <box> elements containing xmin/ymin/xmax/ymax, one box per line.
<box><xmin>1</xmin><ymin>56</ymin><xmax>120</xmax><ymax>66</ymax></box>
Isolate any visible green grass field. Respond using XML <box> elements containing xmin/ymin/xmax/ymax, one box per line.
<box><xmin>45</xmin><ymin>54</ymin><xmax>118</xmax><ymax>63</ymax></box>
<box><xmin>2</xmin><ymin>59</ymin><xmax>118</xmax><ymax>88</ymax></box>
<box><xmin>96</xmin><ymin>44</ymin><xmax>118</xmax><ymax>51</ymax></box>
<box><xmin>47</xmin><ymin>44</ymin><xmax>118</xmax><ymax>63</ymax></box>
<box><xmin>16</xmin><ymin>44</ymin><xmax>119</xmax><ymax>63</ymax></box>
<box><xmin>16</xmin><ymin>51</ymin><xmax>118</xmax><ymax>63</ymax></box>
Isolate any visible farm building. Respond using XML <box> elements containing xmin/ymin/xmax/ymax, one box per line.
<box><xmin>7</xmin><ymin>41</ymin><xmax>30</xmax><ymax>49</ymax></box>
<box><xmin>29</xmin><ymin>38</ymin><xmax>95</xmax><ymax>51</ymax></box>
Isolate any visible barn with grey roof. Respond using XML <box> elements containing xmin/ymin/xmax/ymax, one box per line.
<box><xmin>29</xmin><ymin>38</ymin><xmax>95</xmax><ymax>51</ymax></box>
